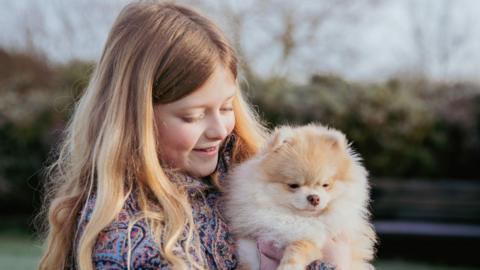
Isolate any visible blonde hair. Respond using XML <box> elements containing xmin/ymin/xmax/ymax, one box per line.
<box><xmin>38</xmin><ymin>1</ymin><xmax>267</xmax><ymax>270</ymax></box>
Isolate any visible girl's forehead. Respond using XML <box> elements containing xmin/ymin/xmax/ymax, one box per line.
<box><xmin>167</xmin><ymin>66</ymin><xmax>237</xmax><ymax>109</ymax></box>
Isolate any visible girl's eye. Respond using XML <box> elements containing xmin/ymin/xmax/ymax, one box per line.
<box><xmin>288</xmin><ymin>183</ymin><xmax>300</xmax><ymax>189</ymax></box>
<box><xmin>182</xmin><ymin>117</ymin><xmax>198</xmax><ymax>123</ymax></box>
<box><xmin>221</xmin><ymin>103</ymin><xmax>234</xmax><ymax>112</ymax></box>
<box><xmin>182</xmin><ymin>113</ymin><xmax>204</xmax><ymax>123</ymax></box>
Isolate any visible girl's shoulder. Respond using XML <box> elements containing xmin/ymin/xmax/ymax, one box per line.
<box><xmin>77</xmin><ymin>191</ymin><xmax>140</xmax><ymax>232</ymax></box>
<box><xmin>76</xmin><ymin>192</ymin><xmax>168</xmax><ymax>269</ymax></box>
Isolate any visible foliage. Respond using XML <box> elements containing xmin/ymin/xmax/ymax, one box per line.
<box><xmin>1</xmin><ymin>48</ymin><xmax>479</xmax><ymax>218</ymax></box>
<box><xmin>0</xmin><ymin>49</ymin><xmax>94</xmax><ymax>217</ymax></box>
<box><xmin>246</xmin><ymin>74</ymin><xmax>480</xmax><ymax>179</ymax></box>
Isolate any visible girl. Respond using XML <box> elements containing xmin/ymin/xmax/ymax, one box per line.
<box><xmin>38</xmin><ymin>1</ymin><xmax>350</xmax><ymax>269</ymax></box>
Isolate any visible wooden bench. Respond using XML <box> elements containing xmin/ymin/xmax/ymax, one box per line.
<box><xmin>370</xmin><ymin>179</ymin><xmax>480</xmax><ymax>266</ymax></box>
<box><xmin>371</xmin><ymin>178</ymin><xmax>480</xmax><ymax>225</ymax></box>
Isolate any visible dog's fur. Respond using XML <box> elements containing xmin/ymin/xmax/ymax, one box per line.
<box><xmin>224</xmin><ymin>124</ymin><xmax>376</xmax><ymax>270</ymax></box>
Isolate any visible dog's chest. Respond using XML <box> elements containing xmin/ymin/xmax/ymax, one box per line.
<box><xmin>252</xmin><ymin>209</ymin><xmax>329</xmax><ymax>245</ymax></box>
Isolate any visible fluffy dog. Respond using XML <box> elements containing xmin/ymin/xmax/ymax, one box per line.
<box><xmin>224</xmin><ymin>124</ymin><xmax>376</xmax><ymax>270</ymax></box>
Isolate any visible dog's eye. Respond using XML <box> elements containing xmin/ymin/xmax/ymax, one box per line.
<box><xmin>322</xmin><ymin>183</ymin><xmax>329</xmax><ymax>188</ymax></box>
<box><xmin>288</xmin><ymin>184</ymin><xmax>300</xmax><ymax>189</ymax></box>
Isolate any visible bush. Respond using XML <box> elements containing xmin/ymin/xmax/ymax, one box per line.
<box><xmin>246</xmin><ymin>74</ymin><xmax>480</xmax><ymax>179</ymax></box>
<box><xmin>0</xmin><ymin>49</ymin><xmax>93</xmax><ymax>217</ymax></box>
<box><xmin>1</xmin><ymin>48</ymin><xmax>479</xmax><ymax>220</ymax></box>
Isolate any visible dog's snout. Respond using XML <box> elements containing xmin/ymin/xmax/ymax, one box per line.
<box><xmin>307</xmin><ymin>194</ymin><xmax>320</xmax><ymax>206</ymax></box>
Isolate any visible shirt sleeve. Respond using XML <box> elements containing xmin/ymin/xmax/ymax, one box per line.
<box><xmin>92</xmin><ymin>222</ymin><xmax>171</xmax><ymax>270</ymax></box>
<box><xmin>307</xmin><ymin>260</ymin><xmax>336</xmax><ymax>270</ymax></box>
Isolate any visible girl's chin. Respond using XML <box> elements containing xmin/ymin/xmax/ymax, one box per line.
<box><xmin>185</xmin><ymin>161</ymin><xmax>218</xmax><ymax>178</ymax></box>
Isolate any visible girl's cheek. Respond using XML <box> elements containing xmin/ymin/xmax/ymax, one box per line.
<box><xmin>157</xmin><ymin>121</ymin><xmax>195</xmax><ymax>151</ymax></box>
<box><xmin>174</xmin><ymin>125</ymin><xmax>202</xmax><ymax>150</ymax></box>
<box><xmin>225</xmin><ymin>113</ymin><xmax>236</xmax><ymax>134</ymax></box>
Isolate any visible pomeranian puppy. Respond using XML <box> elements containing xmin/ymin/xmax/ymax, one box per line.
<box><xmin>224</xmin><ymin>124</ymin><xmax>376</xmax><ymax>270</ymax></box>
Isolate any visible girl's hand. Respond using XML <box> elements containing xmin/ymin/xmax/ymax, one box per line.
<box><xmin>321</xmin><ymin>233</ymin><xmax>352</xmax><ymax>270</ymax></box>
<box><xmin>257</xmin><ymin>239</ymin><xmax>284</xmax><ymax>270</ymax></box>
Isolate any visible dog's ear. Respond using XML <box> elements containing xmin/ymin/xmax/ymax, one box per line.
<box><xmin>319</xmin><ymin>128</ymin><xmax>348</xmax><ymax>151</ymax></box>
<box><xmin>262</xmin><ymin>125</ymin><xmax>295</xmax><ymax>154</ymax></box>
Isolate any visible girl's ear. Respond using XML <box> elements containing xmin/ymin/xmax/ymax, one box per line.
<box><xmin>261</xmin><ymin>125</ymin><xmax>295</xmax><ymax>154</ymax></box>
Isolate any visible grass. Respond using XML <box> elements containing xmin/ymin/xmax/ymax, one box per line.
<box><xmin>0</xmin><ymin>232</ymin><xmax>476</xmax><ymax>270</ymax></box>
<box><xmin>0</xmin><ymin>233</ymin><xmax>42</xmax><ymax>270</ymax></box>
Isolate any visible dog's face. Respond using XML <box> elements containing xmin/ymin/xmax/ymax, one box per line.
<box><xmin>258</xmin><ymin>125</ymin><xmax>352</xmax><ymax>216</ymax></box>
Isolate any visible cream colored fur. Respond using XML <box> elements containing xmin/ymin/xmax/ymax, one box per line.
<box><xmin>224</xmin><ymin>124</ymin><xmax>376</xmax><ymax>270</ymax></box>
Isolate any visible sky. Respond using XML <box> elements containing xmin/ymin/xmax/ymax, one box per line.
<box><xmin>1</xmin><ymin>0</ymin><xmax>479</xmax><ymax>83</ymax></box>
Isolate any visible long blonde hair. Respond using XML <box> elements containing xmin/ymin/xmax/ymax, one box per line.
<box><xmin>38</xmin><ymin>1</ymin><xmax>267</xmax><ymax>269</ymax></box>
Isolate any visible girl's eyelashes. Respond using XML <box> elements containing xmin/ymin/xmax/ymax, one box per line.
<box><xmin>181</xmin><ymin>113</ymin><xmax>205</xmax><ymax>123</ymax></box>
<box><xmin>182</xmin><ymin>117</ymin><xmax>197</xmax><ymax>123</ymax></box>
<box><xmin>221</xmin><ymin>107</ymin><xmax>234</xmax><ymax>112</ymax></box>
<box><xmin>221</xmin><ymin>100</ymin><xmax>234</xmax><ymax>112</ymax></box>
<box><xmin>181</xmin><ymin>107</ymin><xmax>233</xmax><ymax>123</ymax></box>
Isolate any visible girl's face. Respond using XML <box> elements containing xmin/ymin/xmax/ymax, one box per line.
<box><xmin>154</xmin><ymin>65</ymin><xmax>237</xmax><ymax>178</ymax></box>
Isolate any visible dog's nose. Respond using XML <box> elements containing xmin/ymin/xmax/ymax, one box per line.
<box><xmin>307</xmin><ymin>194</ymin><xmax>320</xmax><ymax>206</ymax></box>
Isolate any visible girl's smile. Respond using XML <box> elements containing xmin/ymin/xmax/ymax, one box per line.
<box><xmin>154</xmin><ymin>64</ymin><xmax>237</xmax><ymax>178</ymax></box>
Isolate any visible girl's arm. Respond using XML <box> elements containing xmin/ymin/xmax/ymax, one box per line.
<box><xmin>92</xmin><ymin>222</ymin><xmax>171</xmax><ymax>270</ymax></box>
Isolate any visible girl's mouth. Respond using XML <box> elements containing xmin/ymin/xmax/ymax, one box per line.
<box><xmin>193</xmin><ymin>146</ymin><xmax>218</xmax><ymax>156</ymax></box>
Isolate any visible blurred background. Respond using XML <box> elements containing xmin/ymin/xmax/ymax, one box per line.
<box><xmin>1</xmin><ymin>0</ymin><xmax>479</xmax><ymax>269</ymax></box>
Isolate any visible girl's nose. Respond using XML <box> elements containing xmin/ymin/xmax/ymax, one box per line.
<box><xmin>205</xmin><ymin>115</ymin><xmax>228</xmax><ymax>140</ymax></box>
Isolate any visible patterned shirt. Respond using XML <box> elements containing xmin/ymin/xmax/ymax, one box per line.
<box><xmin>73</xmin><ymin>134</ymin><xmax>334</xmax><ymax>269</ymax></box>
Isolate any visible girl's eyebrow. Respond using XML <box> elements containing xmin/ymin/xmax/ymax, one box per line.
<box><xmin>180</xmin><ymin>92</ymin><xmax>236</xmax><ymax>110</ymax></box>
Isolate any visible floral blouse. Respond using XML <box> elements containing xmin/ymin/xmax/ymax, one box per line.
<box><xmin>73</xmin><ymin>134</ymin><xmax>334</xmax><ymax>269</ymax></box>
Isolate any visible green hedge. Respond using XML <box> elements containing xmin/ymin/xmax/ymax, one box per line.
<box><xmin>1</xmin><ymin>49</ymin><xmax>479</xmax><ymax>217</ymax></box>
<box><xmin>246</xmin><ymin>74</ymin><xmax>480</xmax><ymax>179</ymax></box>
